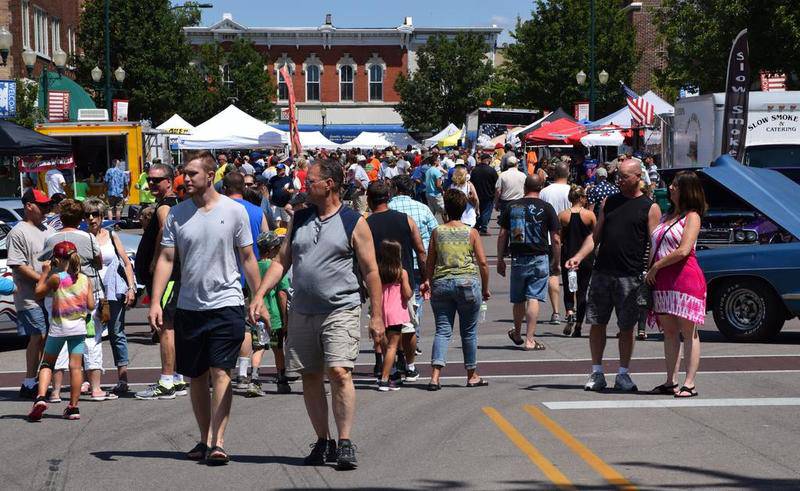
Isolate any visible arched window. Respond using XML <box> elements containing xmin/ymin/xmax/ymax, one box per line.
<box><xmin>277</xmin><ymin>70</ymin><xmax>289</xmax><ymax>101</ymax></box>
<box><xmin>369</xmin><ymin>64</ymin><xmax>383</xmax><ymax>101</ymax></box>
<box><xmin>340</xmin><ymin>65</ymin><xmax>354</xmax><ymax>101</ymax></box>
<box><xmin>306</xmin><ymin>65</ymin><xmax>320</xmax><ymax>101</ymax></box>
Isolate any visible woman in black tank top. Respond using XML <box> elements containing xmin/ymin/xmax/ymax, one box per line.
<box><xmin>558</xmin><ymin>186</ymin><xmax>596</xmax><ymax>337</ymax></box>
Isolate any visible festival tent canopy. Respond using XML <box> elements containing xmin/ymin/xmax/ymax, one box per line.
<box><xmin>590</xmin><ymin>91</ymin><xmax>674</xmax><ymax>128</ymax></box>
<box><xmin>383</xmin><ymin>132</ymin><xmax>421</xmax><ymax>149</ymax></box>
<box><xmin>438</xmin><ymin>125</ymin><xmax>465</xmax><ymax>147</ymax></box>
<box><xmin>576</xmin><ymin>125</ymin><xmax>626</xmax><ymax>147</ymax></box>
<box><xmin>340</xmin><ymin>131</ymin><xmax>394</xmax><ymax>149</ymax></box>
<box><xmin>178</xmin><ymin>105</ymin><xmax>286</xmax><ymax>149</ymax></box>
<box><xmin>524</xmin><ymin>118</ymin><xmax>586</xmax><ymax>145</ymax></box>
<box><xmin>0</xmin><ymin>121</ymin><xmax>72</xmax><ymax>156</ymax></box>
<box><xmin>513</xmin><ymin>108</ymin><xmax>575</xmax><ymax>140</ymax></box>
<box><xmin>298</xmin><ymin>131</ymin><xmax>339</xmax><ymax>150</ymax></box>
<box><xmin>423</xmin><ymin>123</ymin><xmax>459</xmax><ymax>147</ymax></box>
<box><xmin>156</xmin><ymin>114</ymin><xmax>194</xmax><ymax>134</ymax></box>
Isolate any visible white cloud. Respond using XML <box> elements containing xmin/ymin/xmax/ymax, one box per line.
<box><xmin>490</xmin><ymin>15</ymin><xmax>511</xmax><ymax>28</ymax></box>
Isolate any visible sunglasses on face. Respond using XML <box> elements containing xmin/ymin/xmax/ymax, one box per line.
<box><xmin>244</xmin><ymin>181</ymin><xmax>257</xmax><ymax>187</ymax></box>
<box><xmin>85</xmin><ymin>211</ymin><xmax>102</xmax><ymax>218</ymax></box>
<box><xmin>147</xmin><ymin>176</ymin><xmax>168</xmax><ymax>185</ymax></box>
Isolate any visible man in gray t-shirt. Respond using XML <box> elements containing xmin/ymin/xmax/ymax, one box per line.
<box><xmin>149</xmin><ymin>151</ymin><xmax>261</xmax><ymax>463</ymax></box>
<box><xmin>7</xmin><ymin>189</ymin><xmax>55</xmax><ymax>398</ymax></box>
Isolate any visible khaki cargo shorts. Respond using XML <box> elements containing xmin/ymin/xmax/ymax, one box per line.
<box><xmin>286</xmin><ymin>306</ymin><xmax>361</xmax><ymax>373</ymax></box>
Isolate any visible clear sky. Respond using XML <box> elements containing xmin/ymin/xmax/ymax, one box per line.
<box><xmin>176</xmin><ymin>0</ymin><xmax>535</xmax><ymax>44</ymax></box>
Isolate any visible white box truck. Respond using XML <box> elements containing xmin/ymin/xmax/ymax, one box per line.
<box><xmin>672</xmin><ymin>91</ymin><xmax>800</xmax><ymax>182</ymax></box>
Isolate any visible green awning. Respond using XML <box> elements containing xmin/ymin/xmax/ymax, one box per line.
<box><xmin>37</xmin><ymin>71</ymin><xmax>97</xmax><ymax>121</ymax></box>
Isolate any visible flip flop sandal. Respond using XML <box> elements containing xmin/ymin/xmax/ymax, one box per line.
<box><xmin>466</xmin><ymin>378</ymin><xmax>489</xmax><ymax>387</ymax></box>
<box><xmin>89</xmin><ymin>391</ymin><xmax>119</xmax><ymax>401</ymax></box>
<box><xmin>524</xmin><ymin>341</ymin><xmax>546</xmax><ymax>351</ymax></box>
<box><xmin>650</xmin><ymin>383</ymin><xmax>679</xmax><ymax>395</ymax></box>
<box><xmin>186</xmin><ymin>442</ymin><xmax>208</xmax><ymax>461</ymax></box>
<box><xmin>206</xmin><ymin>446</ymin><xmax>230</xmax><ymax>466</ymax></box>
<box><xmin>426</xmin><ymin>382</ymin><xmax>441</xmax><ymax>391</ymax></box>
<box><xmin>674</xmin><ymin>386</ymin><xmax>698</xmax><ymax>398</ymax></box>
<box><xmin>507</xmin><ymin>329</ymin><xmax>523</xmax><ymax>346</ymax></box>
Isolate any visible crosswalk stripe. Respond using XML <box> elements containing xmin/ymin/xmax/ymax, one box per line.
<box><xmin>542</xmin><ymin>397</ymin><xmax>800</xmax><ymax>410</ymax></box>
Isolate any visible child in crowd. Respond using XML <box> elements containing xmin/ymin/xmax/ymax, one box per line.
<box><xmin>377</xmin><ymin>239</ymin><xmax>412</xmax><ymax>391</ymax></box>
<box><xmin>28</xmin><ymin>241</ymin><xmax>95</xmax><ymax>421</ymax></box>
<box><xmin>243</xmin><ymin>231</ymin><xmax>291</xmax><ymax>397</ymax></box>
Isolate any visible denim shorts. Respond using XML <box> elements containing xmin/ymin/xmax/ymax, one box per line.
<box><xmin>509</xmin><ymin>254</ymin><xmax>550</xmax><ymax>303</ymax></box>
<box><xmin>16</xmin><ymin>305</ymin><xmax>49</xmax><ymax>336</ymax></box>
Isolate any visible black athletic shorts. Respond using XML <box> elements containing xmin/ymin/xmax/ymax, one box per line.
<box><xmin>174</xmin><ymin>305</ymin><xmax>246</xmax><ymax>378</ymax></box>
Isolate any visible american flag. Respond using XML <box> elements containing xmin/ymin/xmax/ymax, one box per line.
<box><xmin>622</xmin><ymin>82</ymin><xmax>655</xmax><ymax>126</ymax></box>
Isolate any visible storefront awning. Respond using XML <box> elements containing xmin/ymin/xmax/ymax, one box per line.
<box><xmin>36</xmin><ymin>71</ymin><xmax>97</xmax><ymax>122</ymax></box>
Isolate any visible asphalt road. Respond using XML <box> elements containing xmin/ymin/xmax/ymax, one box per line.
<box><xmin>2</xmin><ymin>224</ymin><xmax>800</xmax><ymax>490</ymax></box>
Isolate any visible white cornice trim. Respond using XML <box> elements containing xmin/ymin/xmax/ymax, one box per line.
<box><xmin>364</xmin><ymin>52</ymin><xmax>386</xmax><ymax>74</ymax></box>
<box><xmin>301</xmin><ymin>53</ymin><xmax>323</xmax><ymax>74</ymax></box>
<box><xmin>336</xmin><ymin>52</ymin><xmax>357</xmax><ymax>74</ymax></box>
<box><xmin>273</xmin><ymin>52</ymin><xmax>295</xmax><ymax>74</ymax></box>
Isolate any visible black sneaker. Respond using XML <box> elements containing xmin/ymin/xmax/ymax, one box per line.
<box><xmin>304</xmin><ymin>438</ymin><xmax>337</xmax><ymax>466</ymax></box>
<box><xmin>415</xmin><ymin>347</ymin><xmax>423</xmax><ymax>356</ymax></box>
<box><xmin>395</xmin><ymin>351</ymin><xmax>408</xmax><ymax>375</ymax></box>
<box><xmin>62</xmin><ymin>405</ymin><xmax>80</xmax><ymax>420</ymax></box>
<box><xmin>336</xmin><ymin>440</ymin><xmax>357</xmax><ymax>470</ymax></box>
<box><xmin>404</xmin><ymin>367</ymin><xmax>420</xmax><ymax>382</ymax></box>
<box><xmin>276</xmin><ymin>376</ymin><xmax>291</xmax><ymax>394</ymax></box>
<box><xmin>28</xmin><ymin>396</ymin><xmax>48</xmax><ymax>421</ymax></box>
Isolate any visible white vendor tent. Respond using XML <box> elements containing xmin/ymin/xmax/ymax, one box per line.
<box><xmin>340</xmin><ymin>131</ymin><xmax>393</xmax><ymax>149</ymax></box>
<box><xmin>153</xmin><ymin>114</ymin><xmax>195</xmax><ymax>164</ymax></box>
<box><xmin>178</xmin><ymin>105</ymin><xmax>286</xmax><ymax>149</ymax></box>
<box><xmin>423</xmin><ymin>123</ymin><xmax>459</xmax><ymax>147</ymax></box>
<box><xmin>157</xmin><ymin>114</ymin><xmax>194</xmax><ymax>134</ymax></box>
<box><xmin>590</xmin><ymin>91</ymin><xmax>674</xmax><ymax>129</ymax></box>
<box><xmin>299</xmin><ymin>131</ymin><xmax>339</xmax><ymax>150</ymax></box>
<box><xmin>383</xmin><ymin>132</ymin><xmax>420</xmax><ymax>149</ymax></box>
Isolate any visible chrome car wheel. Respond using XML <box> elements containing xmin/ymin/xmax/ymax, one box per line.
<box><xmin>724</xmin><ymin>287</ymin><xmax>764</xmax><ymax>332</ymax></box>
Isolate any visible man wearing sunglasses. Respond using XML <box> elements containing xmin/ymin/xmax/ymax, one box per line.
<box><xmin>249</xmin><ymin>159</ymin><xmax>384</xmax><ymax>470</ymax></box>
<box><xmin>7</xmin><ymin>189</ymin><xmax>56</xmax><ymax>398</ymax></box>
<box><xmin>135</xmin><ymin>163</ymin><xmax>187</xmax><ymax>401</ymax></box>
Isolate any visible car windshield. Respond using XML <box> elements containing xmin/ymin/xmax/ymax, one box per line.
<box><xmin>744</xmin><ymin>145</ymin><xmax>800</xmax><ymax>168</ymax></box>
<box><xmin>0</xmin><ymin>222</ymin><xmax>10</xmax><ymax>259</ymax></box>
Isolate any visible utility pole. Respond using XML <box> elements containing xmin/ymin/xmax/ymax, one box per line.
<box><xmin>589</xmin><ymin>0</ymin><xmax>596</xmax><ymax>120</ymax></box>
<box><xmin>104</xmin><ymin>0</ymin><xmax>111</xmax><ymax>113</ymax></box>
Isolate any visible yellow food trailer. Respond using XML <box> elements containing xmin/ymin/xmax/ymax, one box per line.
<box><xmin>35</xmin><ymin>121</ymin><xmax>145</xmax><ymax>204</ymax></box>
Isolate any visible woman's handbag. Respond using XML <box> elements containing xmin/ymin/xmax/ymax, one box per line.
<box><xmin>636</xmin><ymin>215</ymin><xmax>685</xmax><ymax>310</ymax></box>
<box><xmin>89</xmin><ymin>233</ymin><xmax>111</xmax><ymax>324</ymax></box>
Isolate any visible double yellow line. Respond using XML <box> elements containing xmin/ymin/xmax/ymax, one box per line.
<box><xmin>483</xmin><ymin>405</ymin><xmax>637</xmax><ymax>490</ymax></box>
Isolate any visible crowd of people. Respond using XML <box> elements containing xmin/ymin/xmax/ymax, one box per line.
<box><xmin>9</xmin><ymin>141</ymin><xmax>708</xmax><ymax>468</ymax></box>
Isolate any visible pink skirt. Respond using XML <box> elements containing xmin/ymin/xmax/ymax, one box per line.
<box><xmin>649</xmin><ymin>256</ymin><xmax>706</xmax><ymax>328</ymax></box>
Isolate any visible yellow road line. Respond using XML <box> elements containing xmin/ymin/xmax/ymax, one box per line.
<box><xmin>524</xmin><ymin>405</ymin><xmax>637</xmax><ymax>490</ymax></box>
<box><xmin>482</xmin><ymin>407</ymin><xmax>575</xmax><ymax>490</ymax></box>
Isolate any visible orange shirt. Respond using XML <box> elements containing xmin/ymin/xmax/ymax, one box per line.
<box><xmin>173</xmin><ymin>175</ymin><xmax>185</xmax><ymax>199</ymax></box>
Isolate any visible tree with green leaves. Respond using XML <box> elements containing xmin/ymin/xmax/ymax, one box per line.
<box><xmin>10</xmin><ymin>80</ymin><xmax>42</xmax><ymax>129</ymax></box>
<box><xmin>394</xmin><ymin>33</ymin><xmax>494</xmax><ymax>132</ymax></box>
<box><xmin>191</xmin><ymin>39</ymin><xmax>276</xmax><ymax>123</ymax></box>
<box><xmin>654</xmin><ymin>0</ymin><xmax>800</xmax><ymax>99</ymax></box>
<box><xmin>503</xmin><ymin>0</ymin><xmax>638</xmax><ymax>117</ymax></box>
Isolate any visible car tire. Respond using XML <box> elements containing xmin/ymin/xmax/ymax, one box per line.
<box><xmin>711</xmin><ymin>278</ymin><xmax>785</xmax><ymax>342</ymax></box>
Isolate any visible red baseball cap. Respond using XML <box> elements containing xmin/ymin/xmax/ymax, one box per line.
<box><xmin>52</xmin><ymin>241</ymin><xmax>78</xmax><ymax>259</ymax></box>
<box><xmin>494</xmin><ymin>143</ymin><xmax>503</xmax><ymax>149</ymax></box>
<box><xmin>22</xmin><ymin>188</ymin><xmax>51</xmax><ymax>205</ymax></box>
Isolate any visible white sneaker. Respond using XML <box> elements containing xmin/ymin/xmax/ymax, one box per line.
<box><xmin>584</xmin><ymin>372</ymin><xmax>607</xmax><ymax>391</ymax></box>
<box><xmin>614</xmin><ymin>373</ymin><xmax>638</xmax><ymax>392</ymax></box>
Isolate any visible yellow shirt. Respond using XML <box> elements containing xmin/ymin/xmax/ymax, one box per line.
<box><xmin>214</xmin><ymin>165</ymin><xmax>226</xmax><ymax>183</ymax></box>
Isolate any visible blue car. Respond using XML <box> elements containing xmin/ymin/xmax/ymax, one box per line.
<box><xmin>697</xmin><ymin>155</ymin><xmax>800</xmax><ymax>342</ymax></box>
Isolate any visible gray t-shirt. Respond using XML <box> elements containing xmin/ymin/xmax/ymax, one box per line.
<box><xmin>41</xmin><ymin>230</ymin><xmax>102</xmax><ymax>296</ymax></box>
<box><xmin>7</xmin><ymin>221</ymin><xmax>55</xmax><ymax>311</ymax></box>
<box><xmin>161</xmin><ymin>195</ymin><xmax>253</xmax><ymax>310</ymax></box>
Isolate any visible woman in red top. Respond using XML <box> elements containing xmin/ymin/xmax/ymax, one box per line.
<box><xmin>294</xmin><ymin>158</ymin><xmax>308</xmax><ymax>193</ymax></box>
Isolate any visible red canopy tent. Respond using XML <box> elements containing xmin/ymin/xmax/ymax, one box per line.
<box><xmin>524</xmin><ymin>118</ymin><xmax>586</xmax><ymax>145</ymax></box>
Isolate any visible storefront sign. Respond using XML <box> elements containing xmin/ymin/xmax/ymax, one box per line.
<box><xmin>721</xmin><ymin>29</ymin><xmax>750</xmax><ymax>160</ymax></box>
<box><xmin>113</xmin><ymin>99</ymin><xmax>129</xmax><ymax>122</ymax></box>
<box><xmin>0</xmin><ymin>80</ymin><xmax>17</xmax><ymax>118</ymax></box>
<box><xmin>574</xmin><ymin>101</ymin><xmax>589</xmax><ymax>121</ymax></box>
<box><xmin>17</xmin><ymin>155</ymin><xmax>75</xmax><ymax>173</ymax></box>
<box><xmin>47</xmin><ymin>91</ymin><xmax>70</xmax><ymax>122</ymax></box>
<box><xmin>760</xmin><ymin>71</ymin><xmax>786</xmax><ymax>92</ymax></box>
<box><xmin>746</xmin><ymin>112</ymin><xmax>800</xmax><ymax>146</ymax></box>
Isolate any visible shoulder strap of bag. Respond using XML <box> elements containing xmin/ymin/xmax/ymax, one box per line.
<box><xmin>648</xmin><ymin>214</ymin><xmax>686</xmax><ymax>269</ymax></box>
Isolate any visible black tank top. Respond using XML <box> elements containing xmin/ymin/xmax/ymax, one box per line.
<box><xmin>562</xmin><ymin>210</ymin><xmax>593</xmax><ymax>266</ymax></box>
<box><xmin>594</xmin><ymin>193</ymin><xmax>653</xmax><ymax>276</ymax></box>
<box><xmin>366</xmin><ymin>209</ymin><xmax>415</xmax><ymax>287</ymax></box>
<box><xmin>135</xmin><ymin>196</ymin><xmax>180</xmax><ymax>287</ymax></box>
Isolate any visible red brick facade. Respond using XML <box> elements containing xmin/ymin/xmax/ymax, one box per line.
<box><xmin>0</xmin><ymin>0</ymin><xmax>82</xmax><ymax>80</ymax></box>
<box><xmin>625</xmin><ymin>0</ymin><xmax>665</xmax><ymax>94</ymax></box>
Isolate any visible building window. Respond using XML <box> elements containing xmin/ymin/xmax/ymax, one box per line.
<box><xmin>51</xmin><ymin>18</ymin><xmax>61</xmax><ymax>52</ymax></box>
<box><xmin>369</xmin><ymin>64</ymin><xmax>383</xmax><ymax>101</ymax></box>
<box><xmin>277</xmin><ymin>70</ymin><xmax>289</xmax><ymax>101</ymax></box>
<box><xmin>21</xmin><ymin>1</ymin><xmax>30</xmax><ymax>49</ymax></box>
<box><xmin>340</xmin><ymin>65</ymin><xmax>354</xmax><ymax>101</ymax></box>
<box><xmin>306</xmin><ymin>65</ymin><xmax>320</xmax><ymax>101</ymax></box>
<box><xmin>33</xmin><ymin>8</ymin><xmax>49</xmax><ymax>56</ymax></box>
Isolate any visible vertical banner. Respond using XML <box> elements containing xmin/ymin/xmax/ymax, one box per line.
<box><xmin>721</xmin><ymin>29</ymin><xmax>750</xmax><ymax>160</ymax></box>
<box><xmin>279</xmin><ymin>66</ymin><xmax>302</xmax><ymax>156</ymax></box>
<box><xmin>47</xmin><ymin>91</ymin><xmax>70</xmax><ymax>122</ymax></box>
<box><xmin>0</xmin><ymin>80</ymin><xmax>17</xmax><ymax>118</ymax></box>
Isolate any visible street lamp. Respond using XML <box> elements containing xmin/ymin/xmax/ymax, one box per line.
<box><xmin>576</xmin><ymin>67</ymin><xmax>608</xmax><ymax>119</ymax></box>
<box><xmin>91</xmin><ymin>66</ymin><xmax>102</xmax><ymax>83</ymax></box>
<box><xmin>114</xmin><ymin>66</ymin><xmax>126</xmax><ymax>83</ymax></box>
<box><xmin>598</xmin><ymin>69</ymin><xmax>609</xmax><ymax>86</ymax></box>
<box><xmin>576</xmin><ymin>70</ymin><xmax>587</xmax><ymax>86</ymax></box>
<box><xmin>320</xmin><ymin>106</ymin><xmax>327</xmax><ymax>136</ymax></box>
<box><xmin>0</xmin><ymin>26</ymin><xmax>12</xmax><ymax>66</ymax></box>
<box><xmin>22</xmin><ymin>49</ymin><xmax>36</xmax><ymax>76</ymax></box>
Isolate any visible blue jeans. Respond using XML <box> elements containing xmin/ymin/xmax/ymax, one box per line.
<box><xmin>475</xmin><ymin>198</ymin><xmax>494</xmax><ymax>233</ymax></box>
<box><xmin>413</xmin><ymin>270</ymin><xmax>425</xmax><ymax>341</ymax></box>
<box><xmin>107</xmin><ymin>298</ymin><xmax>129</xmax><ymax>367</ymax></box>
<box><xmin>430</xmin><ymin>277</ymin><xmax>482</xmax><ymax>370</ymax></box>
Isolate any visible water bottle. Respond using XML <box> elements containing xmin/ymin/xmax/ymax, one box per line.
<box><xmin>568</xmin><ymin>269</ymin><xmax>578</xmax><ymax>293</ymax></box>
<box><xmin>479</xmin><ymin>302</ymin><xmax>488</xmax><ymax>323</ymax></box>
<box><xmin>256</xmin><ymin>321</ymin><xmax>270</xmax><ymax>347</ymax></box>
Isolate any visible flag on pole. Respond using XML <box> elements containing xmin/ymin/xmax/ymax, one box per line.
<box><xmin>279</xmin><ymin>65</ymin><xmax>302</xmax><ymax>156</ymax></box>
<box><xmin>621</xmin><ymin>82</ymin><xmax>655</xmax><ymax>126</ymax></box>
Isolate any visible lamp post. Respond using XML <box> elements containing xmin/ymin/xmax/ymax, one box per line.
<box><xmin>320</xmin><ymin>106</ymin><xmax>327</xmax><ymax>136</ymax></box>
<box><xmin>23</xmin><ymin>48</ymin><xmax>66</xmax><ymax>116</ymax></box>
<box><xmin>576</xmin><ymin>68</ymin><xmax>608</xmax><ymax>119</ymax></box>
<box><xmin>0</xmin><ymin>26</ymin><xmax>12</xmax><ymax>66</ymax></box>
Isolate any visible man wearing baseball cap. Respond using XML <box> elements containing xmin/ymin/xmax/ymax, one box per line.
<box><xmin>8</xmin><ymin>189</ymin><xmax>55</xmax><ymax>398</ymax></box>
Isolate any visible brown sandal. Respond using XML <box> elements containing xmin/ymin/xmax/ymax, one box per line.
<box><xmin>507</xmin><ymin>329</ymin><xmax>523</xmax><ymax>346</ymax></box>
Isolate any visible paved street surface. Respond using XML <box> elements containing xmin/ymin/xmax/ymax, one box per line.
<box><xmin>2</xmin><ymin>228</ymin><xmax>800</xmax><ymax>490</ymax></box>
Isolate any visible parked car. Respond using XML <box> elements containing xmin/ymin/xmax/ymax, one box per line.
<box><xmin>0</xmin><ymin>198</ymin><xmax>24</xmax><ymax>225</ymax></box>
<box><xmin>697</xmin><ymin>155</ymin><xmax>800</xmax><ymax>342</ymax></box>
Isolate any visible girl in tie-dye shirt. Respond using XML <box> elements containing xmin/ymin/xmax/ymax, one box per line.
<box><xmin>28</xmin><ymin>241</ymin><xmax>95</xmax><ymax>422</ymax></box>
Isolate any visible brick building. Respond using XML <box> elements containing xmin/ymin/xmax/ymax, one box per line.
<box><xmin>0</xmin><ymin>0</ymin><xmax>81</xmax><ymax>81</ymax></box>
<box><xmin>184</xmin><ymin>13</ymin><xmax>501</xmax><ymax>137</ymax></box>
<box><xmin>623</xmin><ymin>0</ymin><xmax>665</xmax><ymax>94</ymax></box>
